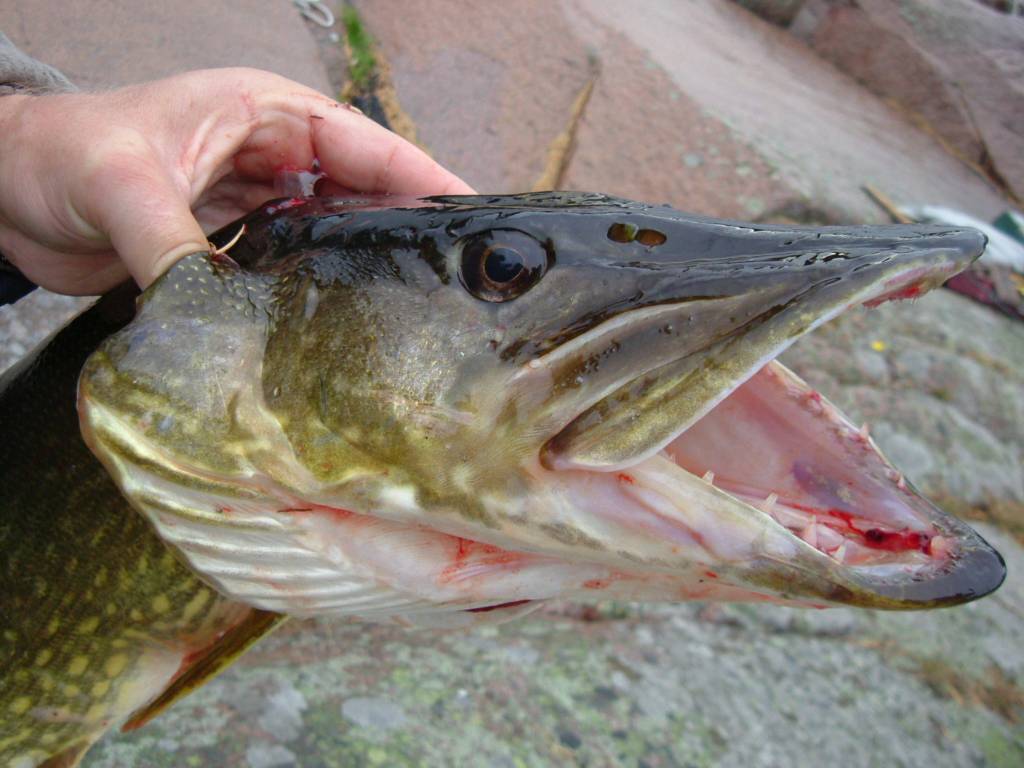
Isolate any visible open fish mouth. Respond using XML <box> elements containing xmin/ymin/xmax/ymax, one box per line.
<box><xmin>527</xmin><ymin>232</ymin><xmax>1005</xmax><ymax>610</ymax></box>
<box><xmin>541</xmin><ymin>357</ymin><xmax>1007</xmax><ymax>609</ymax></box>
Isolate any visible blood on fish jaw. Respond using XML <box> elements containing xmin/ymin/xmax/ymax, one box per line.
<box><xmin>863</xmin><ymin>280</ymin><xmax>928</xmax><ymax>307</ymax></box>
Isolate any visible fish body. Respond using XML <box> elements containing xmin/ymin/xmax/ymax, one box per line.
<box><xmin>0</xmin><ymin>285</ymin><xmax>274</xmax><ymax>766</ymax></box>
<box><xmin>1</xmin><ymin>192</ymin><xmax>1006</xmax><ymax>765</ymax></box>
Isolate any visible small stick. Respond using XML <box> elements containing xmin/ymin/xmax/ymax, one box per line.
<box><xmin>863</xmin><ymin>185</ymin><xmax>913</xmax><ymax>224</ymax></box>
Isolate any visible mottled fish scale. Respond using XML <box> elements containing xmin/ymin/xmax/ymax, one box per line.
<box><xmin>0</xmin><ymin>286</ymin><xmax>253</xmax><ymax>766</ymax></box>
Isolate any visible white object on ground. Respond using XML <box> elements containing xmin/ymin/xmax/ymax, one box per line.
<box><xmin>902</xmin><ymin>205</ymin><xmax>1024</xmax><ymax>273</ymax></box>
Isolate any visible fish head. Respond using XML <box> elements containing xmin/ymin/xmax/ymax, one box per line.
<box><xmin>80</xmin><ymin>193</ymin><xmax>1005</xmax><ymax>620</ymax></box>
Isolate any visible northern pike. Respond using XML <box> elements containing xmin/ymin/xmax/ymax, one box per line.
<box><xmin>1</xmin><ymin>193</ymin><xmax>1006</xmax><ymax>766</ymax></box>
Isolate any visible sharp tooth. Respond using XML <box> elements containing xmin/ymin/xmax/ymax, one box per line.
<box><xmin>702</xmin><ymin>470</ymin><xmax>716</xmax><ymax>485</ymax></box>
<box><xmin>831</xmin><ymin>542</ymin><xmax>848</xmax><ymax>563</ymax></box>
<box><xmin>800</xmin><ymin>522</ymin><xmax>818</xmax><ymax>549</ymax></box>
<box><xmin>759</xmin><ymin>493</ymin><xmax>778</xmax><ymax>516</ymax></box>
<box><xmin>859</xmin><ymin>423</ymin><xmax>871</xmax><ymax>440</ymax></box>
<box><xmin>895</xmin><ymin>473</ymin><xmax>907</xmax><ymax>491</ymax></box>
<box><xmin>928</xmin><ymin>535</ymin><xmax>951</xmax><ymax>558</ymax></box>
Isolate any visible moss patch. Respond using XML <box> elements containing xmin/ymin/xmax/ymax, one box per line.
<box><xmin>341</xmin><ymin>4</ymin><xmax>376</xmax><ymax>92</ymax></box>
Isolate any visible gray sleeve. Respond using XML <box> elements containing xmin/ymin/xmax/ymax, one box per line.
<box><xmin>0</xmin><ymin>32</ymin><xmax>76</xmax><ymax>303</ymax></box>
<box><xmin>0</xmin><ymin>31</ymin><xmax>76</xmax><ymax>95</ymax></box>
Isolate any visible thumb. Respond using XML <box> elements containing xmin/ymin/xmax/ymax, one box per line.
<box><xmin>82</xmin><ymin>154</ymin><xmax>208</xmax><ymax>290</ymax></box>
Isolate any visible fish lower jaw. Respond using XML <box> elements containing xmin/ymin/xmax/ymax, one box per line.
<box><xmin>619</xmin><ymin>358</ymin><xmax>1004</xmax><ymax>607</ymax></box>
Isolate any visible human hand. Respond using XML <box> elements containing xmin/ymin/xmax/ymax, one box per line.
<box><xmin>0</xmin><ymin>68</ymin><xmax>474</xmax><ymax>295</ymax></box>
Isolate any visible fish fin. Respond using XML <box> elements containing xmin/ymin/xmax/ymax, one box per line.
<box><xmin>39</xmin><ymin>741</ymin><xmax>90</xmax><ymax>768</ymax></box>
<box><xmin>122</xmin><ymin>608</ymin><xmax>285</xmax><ymax>732</ymax></box>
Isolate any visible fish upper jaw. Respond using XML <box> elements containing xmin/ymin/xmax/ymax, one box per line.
<box><xmin>533</xmin><ymin>239</ymin><xmax>978</xmax><ymax>474</ymax></box>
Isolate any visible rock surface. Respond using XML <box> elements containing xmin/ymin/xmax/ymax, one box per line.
<box><xmin>0</xmin><ymin>290</ymin><xmax>89</xmax><ymax>373</ymax></box>
<box><xmin>2</xmin><ymin>0</ymin><xmax>332</xmax><ymax>93</ymax></box>
<box><xmin>0</xmin><ymin>1</ymin><xmax>1021</xmax><ymax>766</ymax></box>
<box><xmin>791</xmin><ymin>0</ymin><xmax>1024</xmax><ymax>201</ymax></box>
<box><xmin>354</xmin><ymin>0</ymin><xmax>1008</xmax><ymax>221</ymax></box>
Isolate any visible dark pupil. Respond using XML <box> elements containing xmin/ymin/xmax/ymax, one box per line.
<box><xmin>483</xmin><ymin>249</ymin><xmax>524</xmax><ymax>284</ymax></box>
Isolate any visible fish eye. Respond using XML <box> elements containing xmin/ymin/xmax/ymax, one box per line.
<box><xmin>459</xmin><ymin>230</ymin><xmax>550</xmax><ymax>302</ymax></box>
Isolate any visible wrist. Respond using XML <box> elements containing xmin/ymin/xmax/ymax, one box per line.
<box><xmin>0</xmin><ymin>90</ymin><xmax>32</xmax><ymax>110</ymax></box>
<box><xmin>0</xmin><ymin>94</ymin><xmax>38</xmax><ymax>304</ymax></box>
<box><xmin>0</xmin><ymin>92</ymin><xmax>33</xmax><ymax>161</ymax></box>
<box><xmin>0</xmin><ymin>93</ymin><xmax>31</xmax><ymax>228</ymax></box>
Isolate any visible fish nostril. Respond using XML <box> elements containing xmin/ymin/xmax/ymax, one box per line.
<box><xmin>607</xmin><ymin>222</ymin><xmax>638</xmax><ymax>243</ymax></box>
<box><xmin>607</xmin><ymin>224</ymin><xmax>666</xmax><ymax>247</ymax></box>
<box><xmin>636</xmin><ymin>229</ymin><xmax>667</xmax><ymax>247</ymax></box>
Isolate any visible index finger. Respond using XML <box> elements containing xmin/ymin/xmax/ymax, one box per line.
<box><xmin>310</xmin><ymin>102</ymin><xmax>475</xmax><ymax>196</ymax></box>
